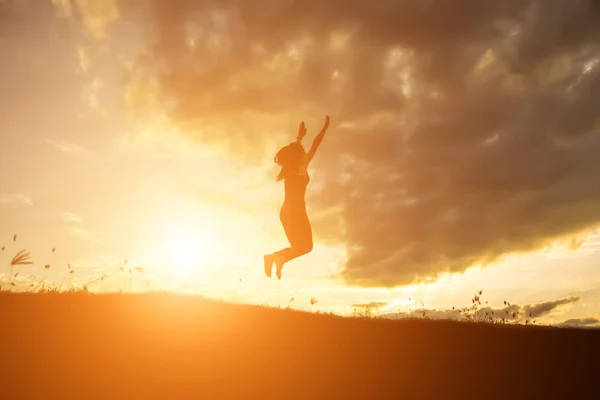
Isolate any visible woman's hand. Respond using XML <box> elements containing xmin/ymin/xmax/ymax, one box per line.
<box><xmin>297</xmin><ymin>121</ymin><xmax>307</xmax><ymax>142</ymax></box>
<box><xmin>323</xmin><ymin>115</ymin><xmax>330</xmax><ymax>130</ymax></box>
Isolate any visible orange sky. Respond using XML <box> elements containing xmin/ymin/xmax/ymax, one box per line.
<box><xmin>1</xmin><ymin>0</ymin><xmax>600</xmax><ymax>326</ymax></box>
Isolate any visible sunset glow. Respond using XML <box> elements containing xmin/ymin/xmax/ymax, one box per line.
<box><xmin>167</xmin><ymin>237</ymin><xmax>202</xmax><ymax>273</ymax></box>
<box><xmin>0</xmin><ymin>0</ymin><xmax>599</xmax><ymax>327</ymax></box>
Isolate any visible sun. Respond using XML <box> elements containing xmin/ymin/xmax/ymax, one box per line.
<box><xmin>142</xmin><ymin>210</ymin><xmax>220</xmax><ymax>276</ymax></box>
<box><xmin>168</xmin><ymin>236</ymin><xmax>202</xmax><ymax>271</ymax></box>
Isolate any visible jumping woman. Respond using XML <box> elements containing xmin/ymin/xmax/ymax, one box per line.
<box><xmin>264</xmin><ymin>115</ymin><xmax>331</xmax><ymax>280</ymax></box>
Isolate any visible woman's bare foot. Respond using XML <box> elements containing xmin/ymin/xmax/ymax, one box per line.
<box><xmin>275</xmin><ymin>255</ymin><xmax>285</xmax><ymax>280</ymax></box>
<box><xmin>263</xmin><ymin>254</ymin><xmax>274</xmax><ymax>278</ymax></box>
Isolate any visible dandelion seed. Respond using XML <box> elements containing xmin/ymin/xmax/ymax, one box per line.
<box><xmin>134</xmin><ymin>267</ymin><xmax>144</xmax><ymax>273</ymax></box>
<box><xmin>14</xmin><ymin>272</ymin><xmax>18</xmax><ymax>277</ymax></box>
<box><xmin>44</xmin><ymin>264</ymin><xmax>51</xmax><ymax>270</ymax></box>
<box><xmin>1</xmin><ymin>246</ymin><xmax>4</xmax><ymax>252</ymax></box>
<box><xmin>310</xmin><ymin>297</ymin><xmax>318</xmax><ymax>305</ymax></box>
<box><xmin>124</xmin><ymin>258</ymin><xmax>128</xmax><ymax>264</ymax></box>
<box><xmin>69</xmin><ymin>270</ymin><xmax>74</xmax><ymax>274</ymax></box>
<box><xmin>10</xmin><ymin>282</ymin><xmax>15</xmax><ymax>286</ymax></box>
<box><xmin>13</xmin><ymin>234</ymin><xmax>17</xmax><ymax>242</ymax></box>
<box><xmin>504</xmin><ymin>301</ymin><xmax>507</xmax><ymax>305</ymax></box>
<box><xmin>52</xmin><ymin>247</ymin><xmax>56</xmax><ymax>254</ymax></box>
<box><xmin>120</xmin><ymin>266</ymin><xmax>124</xmax><ymax>272</ymax></box>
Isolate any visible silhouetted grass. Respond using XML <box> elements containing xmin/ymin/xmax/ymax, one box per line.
<box><xmin>0</xmin><ymin>234</ymin><xmax>146</xmax><ymax>293</ymax></box>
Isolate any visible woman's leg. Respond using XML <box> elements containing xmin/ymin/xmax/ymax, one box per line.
<box><xmin>264</xmin><ymin>210</ymin><xmax>313</xmax><ymax>279</ymax></box>
<box><xmin>272</xmin><ymin>211</ymin><xmax>313</xmax><ymax>279</ymax></box>
<box><xmin>277</xmin><ymin>214</ymin><xmax>313</xmax><ymax>261</ymax></box>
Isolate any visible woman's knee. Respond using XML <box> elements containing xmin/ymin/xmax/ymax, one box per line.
<box><xmin>301</xmin><ymin>239</ymin><xmax>313</xmax><ymax>255</ymax></box>
<box><xmin>291</xmin><ymin>238</ymin><xmax>312</xmax><ymax>256</ymax></box>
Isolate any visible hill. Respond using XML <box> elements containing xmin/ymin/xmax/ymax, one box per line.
<box><xmin>1</xmin><ymin>292</ymin><xmax>597</xmax><ymax>399</ymax></box>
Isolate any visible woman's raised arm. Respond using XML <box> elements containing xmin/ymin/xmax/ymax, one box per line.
<box><xmin>305</xmin><ymin>115</ymin><xmax>330</xmax><ymax>164</ymax></box>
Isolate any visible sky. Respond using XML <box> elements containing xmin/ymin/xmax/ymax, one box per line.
<box><xmin>1</xmin><ymin>0</ymin><xmax>600</xmax><ymax>326</ymax></box>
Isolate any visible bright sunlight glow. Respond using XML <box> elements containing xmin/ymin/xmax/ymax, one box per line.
<box><xmin>141</xmin><ymin>204</ymin><xmax>223</xmax><ymax>278</ymax></box>
<box><xmin>168</xmin><ymin>236</ymin><xmax>203</xmax><ymax>271</ymax></box>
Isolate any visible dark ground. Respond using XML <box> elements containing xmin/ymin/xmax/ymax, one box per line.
<box><xmin>0</xmin><ymin>292</ymin><xmax>597</xmax><ymax>399</ymax></box>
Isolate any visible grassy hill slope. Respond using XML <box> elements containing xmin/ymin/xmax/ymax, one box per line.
<box><xmin>1</xmin><ymin>292</ymin><xmax>597</xmax><ymax>399</ymax></box>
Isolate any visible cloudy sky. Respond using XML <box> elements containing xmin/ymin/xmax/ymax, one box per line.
<box><xmin>1</xmin><ymin>0</ymin><xmax>600</xmax><ymax>326</ymax></box>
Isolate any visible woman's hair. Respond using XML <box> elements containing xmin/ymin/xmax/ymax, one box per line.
<box><xmin>274</xmin><ymin>142</ymin><xmax>305</xmax><ymax>182</ymax></box>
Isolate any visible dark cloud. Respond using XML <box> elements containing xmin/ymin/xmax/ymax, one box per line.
<box><xmin>383</xmin><ymin>296</ymin><xmax>580</xmax><ymax>322</ymax></box>
<box><xmin>89</xmin><ymin>0</ymin><xmax>600</xmax><ymax>286</ymax></box>
<box><xmin>524</xmin><ymin>296</ymin><xmax>581</xmax><ymax>318</ymax></box>
<box><xmin>560</xmin><ymin>317</ymin><xmax>599</xmax><ymax>327</ymax></box>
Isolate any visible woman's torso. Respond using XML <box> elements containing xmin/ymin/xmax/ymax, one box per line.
<box><xmin>282</xmin><ymin>172</ymin><xmax>310</xmax><ymax>211</ymax></box>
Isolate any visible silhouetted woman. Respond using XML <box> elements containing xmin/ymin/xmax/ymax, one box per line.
<box><xmin>264</xmin><ymin>115</ymin><xmax>331</xmax><ymax>280</ymax></box>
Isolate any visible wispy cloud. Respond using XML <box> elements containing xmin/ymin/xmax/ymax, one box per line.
<box><xmin>351</xmin><ymin>301</ymin><xmax>389</xmax><ymax>310</ymax></box>
<box><xmin>62</xmin><ymin>212</ymin><xmax>83</xmax><ymax>224</ymax></box>
<box><xmin>46</xmin><ymin>139</ymin><xmax>85</xmax><ymax>154</ymax></box>
<box><xmin>62</xmin><ymin>213</ymin><xmax>94</xmax><ymax>241</ymax></box>
<box><xmin>0</xmin><ymin>193</ymin><xmax>33</xmax><ymax>206</ymax></box>
<box><xmin>73</xmin><ymin>0</ymin><xmax>120</xmax><ymax>40</ymax></box>
<box><xmin>0</xmin><ymin>274</ymin><xmax>38</xmax><ymax>291</ymax></box>
<box><xmin>71</xmin><ymin>254</ymin><xmax>121</xmax><ymax>268</ymax></box>
<box><xmin>77</xmin><ymin>47</ymin><xmax>91</xmax><ymax>75</ymax></box>
<box><xmin>544</xmin><ymin>232</ymin><xmax>600</xmax><ymax>260</ymax></box>
<box><xmin>69</xmin><ymin>227</ymin><xmax>93</xmax><ymax>240</ymax></box>
<box><xmin>51</xmin><ymin>0</ymin><xmax>73</xmax><ymax>19</ymax></box>
<box><xmin>82</xmin><ymin>76</ymin><xmax>104</xmax><ymax>113</ymax></box>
